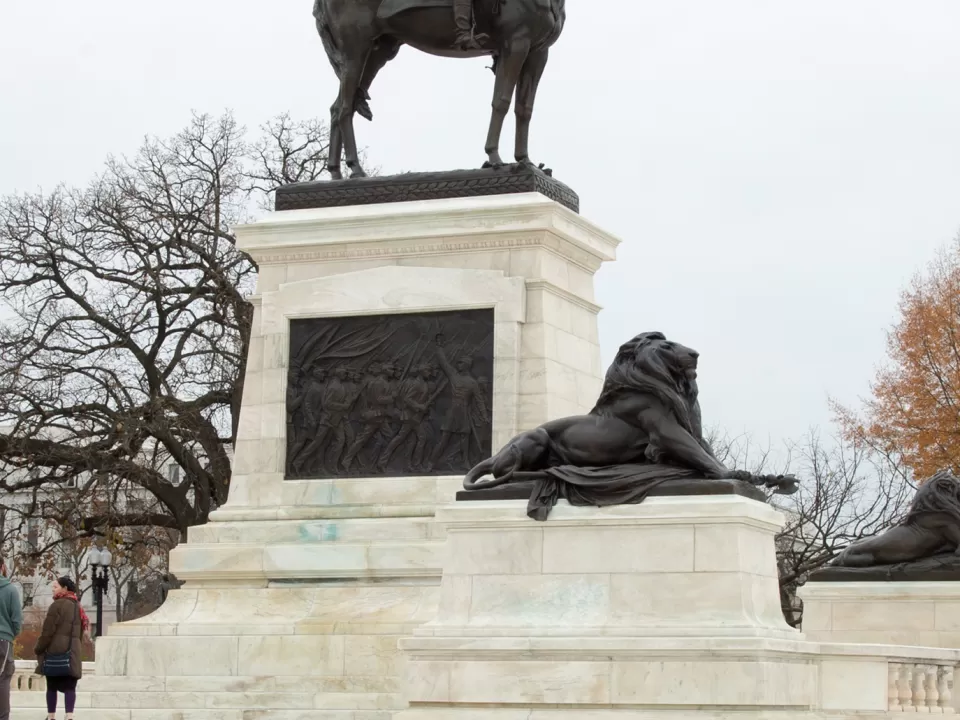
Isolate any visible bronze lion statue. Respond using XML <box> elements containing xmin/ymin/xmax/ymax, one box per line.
<box><xmin>463</xmin><ymin>331</ymin><xmax>796</xmax><ymax>519</ymax></box>
<box><xmin>833</xmin><ymin>470</ymin><xmax>960</xmax><ymax>568</ymax></box>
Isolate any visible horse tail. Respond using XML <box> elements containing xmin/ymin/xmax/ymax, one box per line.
<box><xmin>313</xmin><ymin>0</ymin><xmax>374</xmax><ymax>122</ymax></box>
<box><xmin>313</xmin><ymin>0</ymin><xmax>343</xmax><ymax>79</ymax></box>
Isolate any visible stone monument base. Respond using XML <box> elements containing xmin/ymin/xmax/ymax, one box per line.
<box><xmin>76</xmin><ymin>475</ymin><xmax>446</xmax><ymax>720</ymax></box>
<box><xmin>46</xmin><ymin>188</ymin><xmax>619</xmax><ymax>718</ymax></box>
<box><xmin>801</xmin><ymin>579</ymin><xmax>960</xmax><ymax>648</ymax></box>
<box><xmin>396</xmin><ymin>496</ymin><xmax>960</xmax><ymax>718</ymax></box>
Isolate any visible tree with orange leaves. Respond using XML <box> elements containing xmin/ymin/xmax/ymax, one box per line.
<box><xmin>836</xmin><ymin>236</ymin><xmax>960</xmax><ymax>479</ymax></box>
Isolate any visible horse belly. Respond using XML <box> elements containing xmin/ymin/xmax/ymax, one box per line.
<box><xmin>406</xmin><ymin>42</ymin><xmax>488</xmax><ymax>59</ymax></box>
<box><xmin>381</xmin><ymin>7</ymin><xmax>490</xmax><ymax>55</ymax></box>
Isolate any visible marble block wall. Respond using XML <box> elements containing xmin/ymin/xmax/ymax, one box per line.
<box><xmin>414</xmin><ymin>495</ymin><xmax>799</xmax><ymax>641</ymax></box>
<box><xmin>84</xmin><ymin>193</ymin><xmax>619</xmax><ymax>718</ymax></box>
<box><xmin>800</xmin><ymin>580</ymin><xmax>960</xmax><ymax>648</ymax></box>
<box><xmin>396</xmin><ymin>497</ymin><xmax>960</xmax><ymax>719</ymax></box>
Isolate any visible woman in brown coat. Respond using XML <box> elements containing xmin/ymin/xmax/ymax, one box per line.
<box><xmin>35</xmin><ymin>577</ymin><xmax>89</xmax><ymax>720</ymax></box>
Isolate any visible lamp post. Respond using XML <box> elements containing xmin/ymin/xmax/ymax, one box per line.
<box><xmin>88</xmin><ymin>547</ymin><xmax>112</xmax><ymax>638</ymax></box>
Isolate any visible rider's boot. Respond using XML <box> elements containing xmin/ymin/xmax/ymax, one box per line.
<box><xmin>453</xmin><ymin>0</ymin><xmax>488</xmax><ymax>50</ymax></box>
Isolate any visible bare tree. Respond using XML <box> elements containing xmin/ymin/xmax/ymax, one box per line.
<box><xmin>773</xmin><ymin>431</ymin><xmax>912</xmax><ymax>625</ymax></box>
<box><xmin>0</xmin><ymin>112</ymin><xmax>336</xmax><ymax>549</ymax></box>
<box><xmin>705</xmin><ymin>427</ymin><xmax>777</xmax><ymax>474</ymax></box>
<box><xmin>710</xmin><ymin>428</ymin><xmax>912</xmax><ymax>627</ymax></box>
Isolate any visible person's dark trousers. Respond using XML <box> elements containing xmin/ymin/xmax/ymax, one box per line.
<box><xmin>0</xmin><ymin>638</ymin><xmax>14</xmax><ymax>720</ymax></box>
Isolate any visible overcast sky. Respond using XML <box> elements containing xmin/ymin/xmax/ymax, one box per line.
<box><xmin>2</xmin><ymin>1</ymin><xmax>959</xmax><ymax>449</ymax></box>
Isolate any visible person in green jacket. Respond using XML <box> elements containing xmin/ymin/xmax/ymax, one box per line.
<box><xmin>0</xmin><ymin>555</ymin><xmax>23</xmax><ymax>720</ymax></box>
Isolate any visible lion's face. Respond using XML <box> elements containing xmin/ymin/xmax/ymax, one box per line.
<box><xmin>656</xmin><ymin>340</ymin><xmax>700</xmax><ymax>380</ymax></box>
<box><xmin>593</xmin><ymin>332</ymin><xmax>705</xmax><ymax>437</ymax></box>
<box><xmin>631</xmin><ymin>334</ymin><xmax>700</xmax><ymax>390</ymax></box>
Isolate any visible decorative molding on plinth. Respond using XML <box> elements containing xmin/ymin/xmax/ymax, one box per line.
<box><xmin>275</xmin><ymin>165</ymin><xmax>580</xmax><ymax>214</ymax></box>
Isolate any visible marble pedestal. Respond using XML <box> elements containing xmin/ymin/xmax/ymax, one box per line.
<box><xmin>91</xmin><ymin>475</ymin><xmax>443</xmax><ymax>720</ymax></box>
<box><xmin>82</xmin><ymin>193</ymin><xmax>619</xmax><ymax>718</ymax></box>
<box><xmin>396</xmin><ymin>495</ymin><xmax>960</xmax><ymax>719</ymax></box>
<box><xmin>397</xmin><ymin>495</ymin><xmax>803</xmax><ymax>719</ymax></box>
<box><xmin>800</xmin><ymin>581</ymin><xmax>960</xmax><ymax>648</ymax></box>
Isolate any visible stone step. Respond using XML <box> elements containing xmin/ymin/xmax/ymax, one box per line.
<box><xmin>12</xmin><ymin>689</ymin><xmax>400</xmax><ymax>711</ymax></box>
<box><xmin>13</xmin><ymin>674</ymin><xmax>402</xmax><ymax>695</ymax></box>
<box><xmin>169</xmin><ymin>540</ymin><xmax>440</xmax><ymax>582</ymax></box>
<box><xmin>101</xmin><ymin>584</ymin><xmax>438</xmax><ymax>642</ymax></box>
<box><xmin>106</xmin><ymin>621</ymin><xmax>423</xmax><ymax>637</ymax></box>
<box><xmin>188</xmin><ymin>517</ymin><xmax>438</xmax><ymax>545</ymax></box>
<box><xmin>11</xmin><ymin>709</ymin><xmax>394</xmax><ymax>720</ymax></box>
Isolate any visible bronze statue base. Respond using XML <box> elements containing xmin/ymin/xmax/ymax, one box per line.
<box><xmin>808</xmin><ymin>553</ymin><xmax>960</xmax><ymax>583</ymax></box>
<box><xmin>457</xmin><ymin>478</ymin><xmax>768</xmax><ymax>504</ymax></box>
<box><xmin>275</xmin><ymin>164</ymin><xmax>579</xmax><ymax>213</ymax></box>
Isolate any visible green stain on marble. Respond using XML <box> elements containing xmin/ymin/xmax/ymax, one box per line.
<box><xmin>299</xmin><ymin>523</ymin><xmax>339</xmax><ymax>543</ymax></box>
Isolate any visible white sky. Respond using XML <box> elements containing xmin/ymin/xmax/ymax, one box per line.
<box><xmin>2</xmin><ymin>0</ymin><xmax>959</xmax><ymax>447</ymax></box>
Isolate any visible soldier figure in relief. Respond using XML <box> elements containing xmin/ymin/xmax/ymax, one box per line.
<box><xmin>426</xmin><ymin>335</ymin><xmax>488</xmax><ymax>472</ymax></box>
<box><xmin>295</xmin><ymin>367</ymin><xmax>357</xmax><ymax>475</ymax></box>
<box><xmin>342</xmin><ymin>363</ymin><xmax>400</xmax><ymax>471</ymax></box>
<box><xmin>472</xmin><ymin>375</ymin><xmax>493</xmax><ymax>455</ymax></box>
<box><xmin>290</xmin><ymin>366</ymin><xmax>328</xmax><ymax>474</ymax></box>
<box><xmin>329</xmin><ymin>368</ymin><xmax>364</xmax><ymax>471</ymax></box>
<box><xmin>377</xmin><ymin>363</ymin><xmax>439</xmax><ymax>472</ymax></box>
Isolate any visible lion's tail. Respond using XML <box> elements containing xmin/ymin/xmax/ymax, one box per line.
<box><xmin>463</xmin><ymin>456</ymin><xmax>505</xmax><ymax>490</ymax></box>
<box><xmin>463</xmin><ymin>447</ymin><xmax>521</xmax><ymax>491</ymax></box>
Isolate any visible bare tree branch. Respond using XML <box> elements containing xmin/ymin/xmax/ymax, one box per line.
<box><xmin>0</xmin><ymin>111</ymin><xmax>335</xmax><ymax>550</ymax></box>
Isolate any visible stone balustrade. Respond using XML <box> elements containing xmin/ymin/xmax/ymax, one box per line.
<box><xmin>12</xmin><ymin>661</ymin><xmax>43</xmax><ymax>692</ymax></box>
<box><xmin>13</xmin><ymin>661</ymin><xmax>96</xmax><ymax>692</ymax></box>
<box><xmin>889</xmin><ymin>661</ymin><xmax>957</xmax><ymax>713</ymax></box>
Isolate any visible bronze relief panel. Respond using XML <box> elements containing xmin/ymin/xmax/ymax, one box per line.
<box><xmin>286</xmin><ymin>309</ymin><xmax>494</xmax><ymax>479</ymax></box>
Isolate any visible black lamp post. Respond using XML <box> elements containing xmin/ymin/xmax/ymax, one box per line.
<box><xmin>87</xmin><ymin>546</ymin><xmax>112</xmax><ymax>638</ymax></box>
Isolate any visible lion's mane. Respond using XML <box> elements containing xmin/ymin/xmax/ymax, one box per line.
<box><xmin>590</xmin><ymin>331</ymin><xmax>705</xmax><ymax>441</ymax></box>
<box><xmin>904</xmin><ymin>470</ymin><xmax>960</xmax><ymax>528</ymax></box>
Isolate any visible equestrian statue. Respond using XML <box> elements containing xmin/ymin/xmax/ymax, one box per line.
<box><xmin>313</xmin><ymin>0</ymin><xmax>566</xmax><ymax>179</ymax></box>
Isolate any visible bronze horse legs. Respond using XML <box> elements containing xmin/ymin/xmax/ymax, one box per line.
<box><xmin>328</xmin><ymin>40</ymin><xmax>399</xmax><ymax>180</ymax></box>
<box><xmin>483</xmin><ymin>39</ymin><xmax>530</xmax><ymax>167</ymax></box>
<box><xmin>484</xmin><ymin>44</ymin><xmax>553</xmax><ymax>168</ymax></box>
<box><xmin>324</xmin><ymin>18</ymin><xmax>553</xmax><ymax>177</ymax></box>
<box><xmin>512</xmin><ymin>47</ymin><xmax>549</xmax><ymax>166</ymax></box>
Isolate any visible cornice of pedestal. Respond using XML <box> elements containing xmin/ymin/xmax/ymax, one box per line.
<box><xmin>233</xmin><ymin>193</ymin><xmax>621</xmax><ymax>272</ymax></box>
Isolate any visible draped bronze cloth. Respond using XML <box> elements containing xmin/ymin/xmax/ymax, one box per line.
<box><xmin>524</xmin><ymin>463</ymin><xmax>702</xmax><ymax>521</ymax></box>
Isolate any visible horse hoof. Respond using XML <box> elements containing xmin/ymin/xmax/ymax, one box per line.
<box><xmin>517</xmin><ymin>159</ymin><xmax>551</xmax><ymax>175</ymax></box>
<box><xmin>328</xmin><ymin>167</ymin><xmax>343</xmax><ymax>181</ymax></box>
<box><xmin>349</xmin><ymin>167</ymin><xmax>367</xmax><ymax>179</ymax></box>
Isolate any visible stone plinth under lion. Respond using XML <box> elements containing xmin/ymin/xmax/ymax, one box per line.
<box><xmin>802</xmin><ymin>470</ymin><xmax>960</xmax><ymax>648</ymax></box>
<box><xmin>395</xmin><ymin>494</ymin><xmax>960</xmax><ymax>718</ymax></box>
